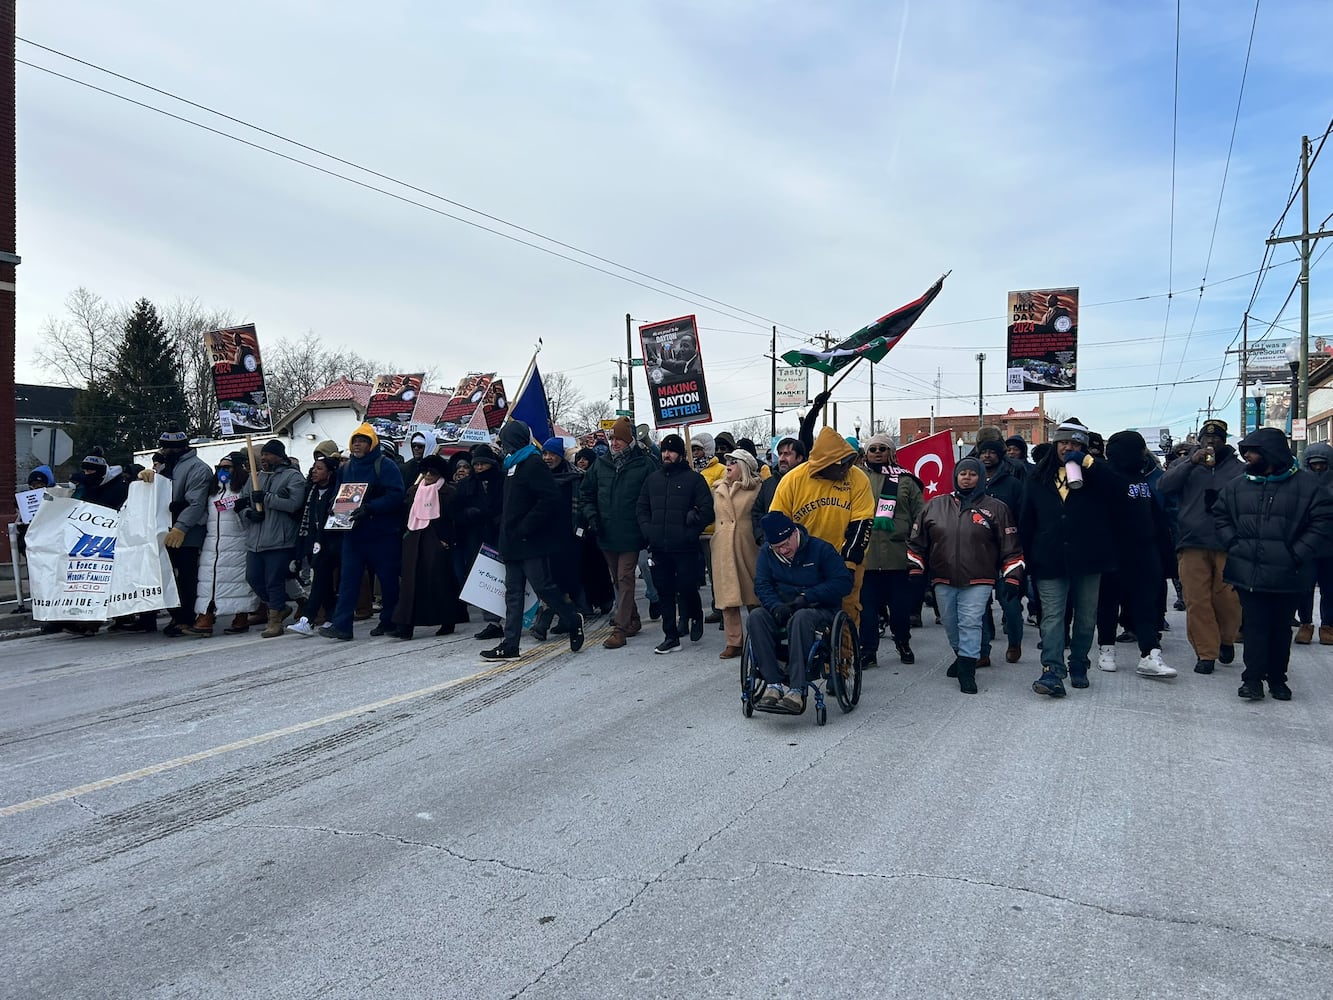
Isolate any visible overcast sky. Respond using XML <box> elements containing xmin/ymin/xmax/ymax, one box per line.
<box><xmin>15</xmin><ymin>0</ymin><xmax>1333</xmax><ymax>442</ymax></box>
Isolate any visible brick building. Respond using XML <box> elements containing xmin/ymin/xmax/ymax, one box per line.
<box><xmin>901</xmin><ymin>407</ymin><xmax>1056</xmax><ymax>450</ymax></box>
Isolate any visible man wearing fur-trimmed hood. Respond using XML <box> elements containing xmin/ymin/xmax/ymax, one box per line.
<box><xmin>769</xmin><ymin>426</ymin><xmax>875</xmax><ymax>623</ymax></box>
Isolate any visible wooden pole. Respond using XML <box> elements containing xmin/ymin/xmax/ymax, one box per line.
<box><xmin>245</xmin><ymin>434</ymin><xmax>261</xmax><ymax>511</ymax></box>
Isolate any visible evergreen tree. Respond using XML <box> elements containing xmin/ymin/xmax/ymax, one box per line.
<box><xmin>81</xmin><ymin>298</ymin><xmax>189</xmax><ymax>463</ymax></box>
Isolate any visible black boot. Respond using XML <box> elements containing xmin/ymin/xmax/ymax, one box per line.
<box><xmin>895</xmin><ymin>639</ymin><xmax>915</xmax><ymax>664</ymax></box>
<box><xmin>956</xmin><ymin>656</ymin><xmax>979</xmax><ymax>694</ymax></box>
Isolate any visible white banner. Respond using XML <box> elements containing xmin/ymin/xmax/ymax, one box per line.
<box><xmin>774</xmin><ymin>366</ymin><xmax>808</xmax><ymax>409</ymax></box>
<box><xmin>459</xmin><ymin>544</ymin><xmax>538</xmax><ymax>627</ymax></box>
<box><xmin>27</xmin><ymin>478</ymin><xmax>178</xmax><ymax>622</ymax></box>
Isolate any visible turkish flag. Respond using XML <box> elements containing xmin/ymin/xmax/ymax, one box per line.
<box><xmin>896</xmin><ymin>430</ymin><xmax>957</xmax><ymax>500</ymax></box>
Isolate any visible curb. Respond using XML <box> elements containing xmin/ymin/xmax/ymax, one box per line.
<box><xmin>1</xmin><ymin>627</ymin><xmax>41</xmax><ymax>642</ymax></box>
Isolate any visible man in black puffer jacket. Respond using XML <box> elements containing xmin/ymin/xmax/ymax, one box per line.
<box><xmin>483</xmin><ymin>419</ymin><xmax>585</xmax><ymax>660</ymax></box>
<box><xmin>636</xmin><ymin>434</ymin><xmax>714</xmax><ymax>653</ymax></box>
<box><xmin>1214</xmin><ymin>427</ymin><xmax>1333</xmax><ymax>701</ymax></box>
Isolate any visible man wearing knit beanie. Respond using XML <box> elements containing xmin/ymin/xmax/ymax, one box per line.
<box><xmin>578</xmin><ymin>412</ymin><xmax>655</xmax><ymax>647</ymax></box>
<box><xmin>636</xmin><ymin>432</ymin><xmax>713</xmax><ymax>652</ymax></box>
<box><xmin>482</xmin><ymin>418</ymin><xmax>586</xmax><ymax>659</ymax></box>
<box><xmin>1019</xmin><ymin>419</ymin><xmax>1123</xmax><ymax>697</ymax></box>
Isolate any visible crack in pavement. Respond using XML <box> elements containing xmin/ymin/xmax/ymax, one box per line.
<box><xmin>221</xmin><ymin>822</ymin><xmax>637</xmax><ymax>886</ymax></box>
<box><xmin>760</xmin><ymin>861</ymin><xmax>1333</xmax><ymax>953</ymax></box>
<box><xmin>506</xmin><ymin>692</ymin><xmax>901</xmax><ymax>998</ymax></box>
<box><xmin>68</xmin><ymin>796</ymin><xmax>102</xmax><ymax>819</ymax></box>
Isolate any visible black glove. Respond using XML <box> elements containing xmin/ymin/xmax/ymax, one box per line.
<box><xmin>685</xmin><ymin>509</ymin><xmax>702</xmax><ymax>529</ymax></box>
<box><xmin>771</xmin><ymin>603</ymin><xmax>793</xmax><ymax>626</ymax></box>
<box><xmin>233</xmin><ymin>495</ymin><xmax>250</xmax><ymax>512</ymax></box>
<box><xmin>790</xmin><ymin>594</ymin><xmax>809</xmax><ymax>611</ymax></box>
<box><xmin>251</xmin><ymin>489</ymin><xmax>266</xmax><ymax>506</ymax></box>
<box><xmin>348</xmin><ymin>506</ymin><xmax>368</xmax><ymax>523</ymax></box>
<box><xmin>586</xmin><ymin>515</ymin><xmax>602</xmax><ymax>536</ymax></box>
<box><xmin>242</xmin><ymin>508</ymin><xmax>265</xmax><ymax>523</ymax></box>
<box><xmin>813</xmin><ymin>389</ymin><xmax>831</xmax><ymax>407</ymax></box>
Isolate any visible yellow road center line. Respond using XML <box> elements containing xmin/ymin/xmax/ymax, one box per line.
<box><xmin>0</xmin><ymin>657</ymin><xmax>530</xmax><ymax>819</ymax></box>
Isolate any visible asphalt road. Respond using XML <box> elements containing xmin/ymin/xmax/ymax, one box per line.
<box><xmin>2</xmin><ymin>596</ymin><xmax>1331</xmax><ymax>999</ymax></box>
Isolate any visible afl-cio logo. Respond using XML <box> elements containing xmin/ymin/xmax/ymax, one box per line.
<box><xmin>1053</xmin><ymin>315</ymin><xmax>1073</xmax><ymax>334</ymax></box>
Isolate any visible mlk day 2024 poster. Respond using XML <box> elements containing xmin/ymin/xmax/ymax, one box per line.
<box><xmin>1005</xmin><ymin>288</ymin><xmax>1079</xmax><ymax>392</ymax></box>
<box><xmin>365</xmin><ymin>373</ymin><xmax>425</xmax><ymax>440</ymax></box>
<box><xmin>639</xmin><ymin>315</ymin><xmax>712</xmax><ymax>428</ymax></box>
<box><xmin>204</xmin><ymin>324</ymin><xmax>273</xmax><ymax>432</ymax></box>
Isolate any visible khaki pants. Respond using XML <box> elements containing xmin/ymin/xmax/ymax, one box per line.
<box><xmin>722</xmin><ymin>607</ymin><xmax>744</xmax><ymax>646</ymax></box>
<box><xmin>604</xmin><ymin>550</ymin><xmax>640</xmax><ymax>633</ymax></box>
<box><xmin>1177</xmin><ymin>548</ymin><xmax>1241</xmax><ymax>660</ymax></box>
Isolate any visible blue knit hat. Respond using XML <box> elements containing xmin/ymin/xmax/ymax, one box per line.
<box><xmin>542</xmin><ymin>437</ymin><xmax>565</xmax><ymax>457</ymax></box>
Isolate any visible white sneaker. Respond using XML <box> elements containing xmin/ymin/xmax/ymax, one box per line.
<box><xmin>286</xmin><ymin>617</ymin><xmax>315</xmax><ymax>637</ymax></box>
<box><xmin>1136</xmin><ymin>648</ymin><xmax>1178</xmax><ymax>679</ymax></box>
<box><xmin>1098</xmin><ymin>644</ymin><xmax>1117</xmax><ymax>672</ymax></box>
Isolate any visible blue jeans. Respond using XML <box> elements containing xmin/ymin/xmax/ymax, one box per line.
<box><xmin>934</xmin><ymin>584</ymin><xmax>992</xmax><ymax>659</ymax></box>
<box><xmin>1034</xmin><ymin>574</ymin><xmax>1101</xmax><ymax>677</ymax></box>
<box><xmin>332</xmin><ymin>534</ymin><xmax>401</xmax><ymax>633</ymax></box>
<box><xmin>245</xmin><ymin>548</ymin><xmax>293</xmax><ymax>611</ymax></box>
<box><xmin>982</xmin><ymin>579</ymin><xmax>1026</xmax><ymax>655</ymax></box>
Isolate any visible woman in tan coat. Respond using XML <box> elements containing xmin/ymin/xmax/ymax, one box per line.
<box><xmin>711</xmin><ymin>449</ymin><xmax>761</xmax><ymax>658</ymax></box>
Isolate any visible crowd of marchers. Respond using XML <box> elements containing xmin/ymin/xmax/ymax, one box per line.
<box><xmin>20</xmin><ymin>394</ymin><xmax>1333</xmax><ymax>705</ymax></box>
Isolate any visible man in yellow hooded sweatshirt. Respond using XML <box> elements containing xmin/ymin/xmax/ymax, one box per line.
<box><xmin>770</xmin><ymin>426</ymin><xmax>875</xmax><ymax>624</ymax></box>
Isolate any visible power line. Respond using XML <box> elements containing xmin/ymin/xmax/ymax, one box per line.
<box><xmin>1150</xmin><ymin>0</ymin><xmax>1183</xmax><ymax>421</ymax></box>
<box><xmin>1164</xmin><ymin>0</ymin><xmax>1260</xmax><ymax>419</ymax></box>
<box><xmin>18</xmin><ymin>45</ymin><xmax>815</xmax><ymax>341</ymax></box>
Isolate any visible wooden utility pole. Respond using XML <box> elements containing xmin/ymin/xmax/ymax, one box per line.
<box><xmin>815</xmin><ymin>331</ymin><xmax>835</xmax><ymax>426</ymax></box>
<box><xmin>769</xmin><ymin>326</ymin><xmax>776</xmax><ymax>439</ymax></box>
<box><xmin>0</xmin><ymin>1</ymin><xmax>17</xmax><ymax>559</ymax></box>
<box><xmin>624</xmin><ymin>313</ymin><xmax>635</xmax><ymax>421</ymax></box>
<box><xmin>1265</xmin><ymin>135</ymin><xmax>1330</xmax><ymax>458</ymax></box>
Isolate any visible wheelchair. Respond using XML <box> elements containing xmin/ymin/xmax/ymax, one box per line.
<box><xmin>740</xmin><ymin>610</ymin><xmax>862</xmax><ymax>726</ymax></box>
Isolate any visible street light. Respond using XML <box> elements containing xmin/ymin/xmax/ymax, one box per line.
<box><xmin>854</xmin><ymin>418</ymin><xmax>862</xmax><ymax>441</ymax></box>
<box><xmin>1252</xmin><ymin>381</ymin><xmax>1267</xmax><ymax>430</ymax></box>
<box><xmin>957</xmin><ymin>436</ymin><xmax>965</xmax><ymax>461</ymax></box>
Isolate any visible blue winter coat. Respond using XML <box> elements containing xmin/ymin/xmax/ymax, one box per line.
<box><xmin>754</xmin><ymin>527</ymin><xmax>853</xmax><ymax>612</ymax></box>
<box><xmin>336</xmin><ymin>446</ymin><xmax>405</xmax><ymax>541</ymax></box>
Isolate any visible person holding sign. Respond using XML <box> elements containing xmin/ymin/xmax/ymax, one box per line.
<box><xmin>481</xmin><ymin>420</ymin><xmax>585</xmax><ymax>660</ymax></box>
<box><xmin>14</xmin><ymin>465</ymin><xmax>55</xmax><ymax>556</ymax></box>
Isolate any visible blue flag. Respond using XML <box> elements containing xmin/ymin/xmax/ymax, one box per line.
<box><xmin>510</xmin><ymin>361</ymin><xmax>552</xmax><ymax>443</ymax></box>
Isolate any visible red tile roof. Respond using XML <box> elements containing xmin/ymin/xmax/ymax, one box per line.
<box><xmin>296</xmin><ymin>378</ymin><xmax>452</xmax><ymax>424</ymax></box>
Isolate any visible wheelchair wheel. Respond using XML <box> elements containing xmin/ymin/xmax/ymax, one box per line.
<box><xmin>740</xmin><ymin>637</ymin><xmax>756</xmax><ymax>717</ymax></box>
<box><xmin>829</xmin><ymin>611</ymin><xmax>862</xmax><ymax>713</ymax></box>
<box><xmin>816</xmin><ymin>704</ymin><xmax>827</xmax><ymax>726</ymax></box>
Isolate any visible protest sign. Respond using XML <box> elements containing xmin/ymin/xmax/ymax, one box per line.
<box><xmin>204</xmin><ymin>324</ymin><xmax>272</xmax><ymax>431</ymax></box>
<box><xmin>325</xmin><ymin>483</ymin><xmax>367</xmax><ymax>531</ymax></box>
<box><xmin>460</xmin><ymin>545</ymin><xmax>539</xmax><ymax>626</ymax></box>
<box><xmin>365</xmin><ymin>373</ymin><xmax>425</xmax><ymax>441</ymax></box>
<box><xmin>1006</xmin><ymin>288</ymin><xmax>1078</xmax><ymax>392</ymax></box>
<box><xmin>639</xmin><ymin>315</ymin><xmax>712</xmax><ymax>428</ymax></box>
<box><xmin>435</xmin><ymin>373</ymin><xmax>509</xmax><ymax>444</ymax></box>
<box><xmin>27</xmin><ymin>478</ymin><xmax>176</xmax><ymax>621</ymax></box>
<box><xmin>15</xmin><ymin>488</ymin><xmax>46</xmax><ymax>524</ymax></box>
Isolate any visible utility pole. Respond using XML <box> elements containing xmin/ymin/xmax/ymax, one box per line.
<box><xmin>976</xmin><ymin>352</ymin><xmax>986</xmax><ymax>430</ymax></box>
<box><xmin>769</xmin><ymin>325</ymin><xmax>777</xmax><ymax>440</ymax></box>
<box><xmin>624</xmin><ymin>313</ymin><xmax>635</xmax><ymax>422</ymax></box>
<box><xmin>0</xmin><ymin>1</ymin><xmax>16</xmax><ymax>558</ymax></box>
<box><xmin>613</xmin><ymin>359</ymin><xmax>625</xmax><ymax>410</ymax></box>
<box><xmin>867</xmin><ymin>362</ymin><xmax>875</xmax><ymax>435</ymax></box>
<box><xmin>1240</xmin><ymin>313</ymin><xmax>1248</xmax><ymax>434</ymax></box>
<box><xmin>1265</xmin><ymin>135</ymin><xmax>1330</xmax><ymax>457</ymax></box>
<box><xmin>815</xmin><ymin>331</ymin><xmax>835</xmax><ymax>426</ymax></box>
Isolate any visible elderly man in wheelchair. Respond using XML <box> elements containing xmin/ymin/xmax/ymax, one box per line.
<box><xmin>749</xmin><ymin>511</ymin><xmax>855</xmax><ymax>713</ymax></box>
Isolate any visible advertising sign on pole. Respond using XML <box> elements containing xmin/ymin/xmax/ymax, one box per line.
<box><xmin>774</xmin><ymin>365</ymin><xmax>809</xmax><ymax>409</ymax></box>
<box><xmin>1005</xmin><ymin>288</ymin><xmax>1079</xmax><ymax>392</ymax></box>
<box><xmin>638</xmin><ymin>315</ymin><xmax>712</xmax><ymax>428</ymax></box>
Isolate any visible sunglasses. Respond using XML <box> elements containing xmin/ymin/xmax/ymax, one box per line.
<box><xmin>866</xmin><ymin>445</ymin><xmax>890</xmax><ymax>451</ymax></box>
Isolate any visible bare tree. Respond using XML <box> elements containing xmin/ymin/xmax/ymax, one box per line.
<box><xmin>543</xmin><ymin>370</ymin><xmax>585</xmax><ymax>428</ymax></box>
<box><xmin>871</xmin><ymin>416</ymin><xmax>901</xmax><ymax>444</ymax></box>
<box><xmin>570</xmin><ymin>398</ymin><xmax>613</xmax><ymax>436</ymax></box>
<box><xmin>160</xmin><ymin>297</ymin><xmax>239</xmax><ymax>435</ymax></box>
<box><xmin>727</xmin><ymin>415</ymin><xmax>770</xmax><ymax>446</ymax></box>
<box><xmin>262</xmin><ymin>331</ymin><xmax>419</xmax><ymax>423</ymax></box>
<box><xmin>32</xmin><ymin>287</ymin><xmax>123</xmax><ymax>387</ymax></box>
